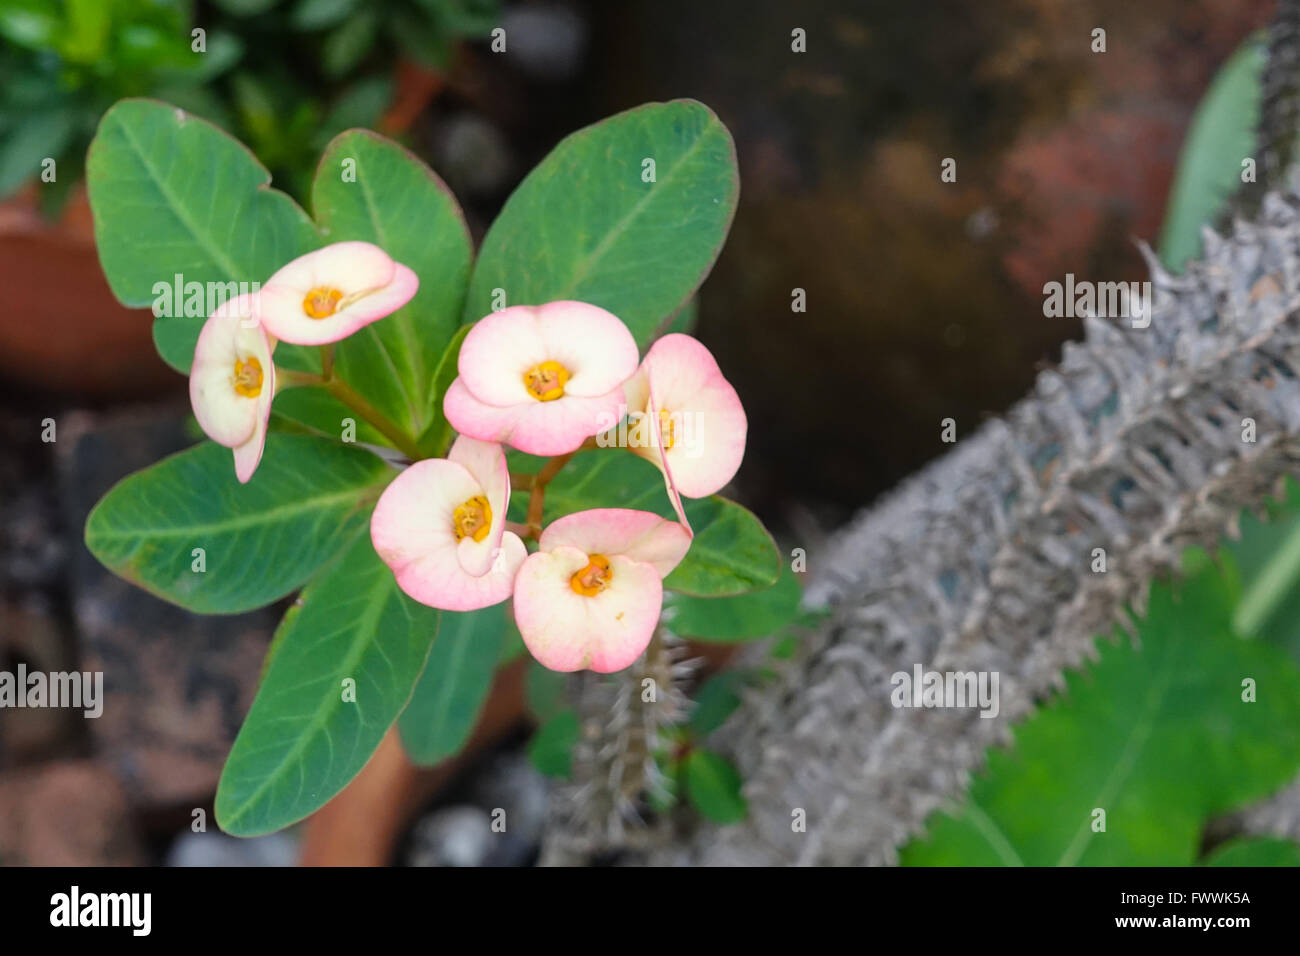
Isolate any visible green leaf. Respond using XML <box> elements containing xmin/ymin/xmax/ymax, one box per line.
<box><xmin>528</xmin><ymin>710</ymin><xmax>579</xmax><ymax>779</ymax></box>
<box><xmin>0</xmin><ymin>110</ymin><xmax>77</xmax><ymax>197</ymax></box>
<box><xmin>414</xmin><ymin>324</ymin><xmax>471</xmax><ymax>456</ymax></box>
<box><xmin>684</xmin><ymin>749</ymin><xmax>747</xmax><ymax>824</ymax></box>
<box><xmin>899</xmin><ymin>569</ymin><xmax>1300</xmax><ymax>866</ymax></box>
<box><xmin>85</xmin><ymin>434</ymin><xmax>389</xmax><ymax>614</ymax></box>
<box><xmin>270</xmin><ymin>385</ymin><xmax>390</xmax><ymax>447</ymax></box>
<box><xmin>464</xmin><ymin>100</ymin><xmax>739</xmax><ymax>345</ymax></box>
<box><xmin>510</xmin><ymin>450</ymin><xmax>779</xmax><ymax>597</ymax></box>
<box><xmin>321</xmin><ymin>8</ymin><xmax>377</xmax><ymax>78</ymax></box>
<box><xmin>291</xmin><ymin>0</ymin><xmax>359</xmax><ymax>30</ymax></box>
<box><xmin>666</xmin><ymin>564</ymin><xmax>801</xmax><ymax>642</ymax></box>
<box><xmin>216</xmin><ymin>533</ymin><xmax>438</xmax><ymax>835</ymax></box>
<box><xmin>525</xmin><ymin>659</ymin><xmax>568</xmax><ymax>722</ymax></box>
<box><xmin>398</xmin><ymin>603</ymin><xmax>507</xmax><ymax>765</ymax></box>
<box><xmin>313</xmin><ymin>130</ymin><xmax>474</xmax><ymax>439</ymax></box>
<box><xmin>87</xmin><ymin>98</ymin><xmax>320</xmax><ymax>304</ymax></box>
<box><xmin>86</xmin><ymin>99</ymin><xmax>321</xmax><ymax>371</ymax></box>
<box><xmin>689</xmin><ymin>670</ymin><xmax>749</xmax><ymax>736</ymax></box>
<box><xmin>1158</xmin><ymin>37</ymin><xmax>1265</xmax><ymax>273</ymax></box>
<box><xmin>1202</xmin><ymin>837</ymin><xmax>1300</xmax><ymax>866</ymax></box>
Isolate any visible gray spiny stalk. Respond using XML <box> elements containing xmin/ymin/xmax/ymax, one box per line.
<box><xmin>546</xmin><ymin>7</ymin><xmax>1300</xmax><ymax>863</ymax></box>
<box><xmin>648</xmin><ymin>191</ymin><xmax>1300</xmax><ymax>865</ymax></box>
<box><xmin>540</xmin><ymin>632</ymin><xmax>697</xmax><ymax>863</ymax></box>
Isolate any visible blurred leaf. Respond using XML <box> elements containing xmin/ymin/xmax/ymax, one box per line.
<box><xmin>322</xmin><ymin>8</ymin><xmax>378</xmax><ymax>78</ymax></box>
<box><xmin>1225</xmin><ymin>478</ymin><xmax>1300</xmax><ymax>660</ymax></box>
<box><xmin>312</xmin><ymin>74</ymin><xmax>393</xmax><ymax>150</ymax></box>
<box><xmin>464</xmin><ymin>100</ymin><xmax>739</xmax><ymax>346</ymax></box>
<box><xmin>210</xmin><ymin>0</ymin><xmax>284</xmax><ymax>15</ymax></box>
<box><xmin>0</xmin><ymin>109</ymin><xmax>77</xmax><ymax>197</ymax></box>
<box><xmin>85</xmin><ymin>435</ymin><xmax>388</xmax><ymax>614</ymax></box>
<box><xmin>666</xmin><ymin>564</ymin><xmax>801</xmax><ymax>642</ymax></box>
<box><xmin>313</xmin><ymin>130</ymin><xmax>474</xmax><ymax>441</ymax></box>
<box><xmin>216</xmin><ymin>532</ymin><xmax>438</xmax><ymax>835</ymax></box>
<box><xmin>1158</xmin><ymin>37</ymin><xmax>1265</xmax><ymax>273</ymax></box>
<box><xmin>1201</xmin><ymin>837</ymin><xmax>1300</xmax><ymax>866</ymax></box>
<box><xmin>525</xmin><ymin>659</ymin><xmax>567</xmax><ymax>722</ymax></box>
<box><xmin>528</xmin><ymin>709</ymin><xmax>578</xmax><ymax>779</ymax></box>
<box><xmin>57</xmin><ymin>0</ymin><xmax>111</xmax><ymax>64</ymax></box>
<box><xmin>291</xmin><ymin>0</ymin><xmax>360</xmax><ymax>31</ymax></box>
<box><xmin>900</xmin><ymin>568</ymin><xmax>1300</xmax><ymax>866</ymax></box>
<box><xmin>690</xmin><ymin>670</ymin><xmax>748</xmax><ymax>735</ymax></box>
<box><xmin>0</xmin><ymin>1</ymin><xmax>59</xmax><ymax>49</ymax></box>
<box><xmin>684</xmin><ymin>749</ymin><xmax>747</xmax><ymax>824</ymax></box>
<box><xmin>399</xmin><ymin>603</ymin><xmax>507</xmax><ymax>765</ymax></box>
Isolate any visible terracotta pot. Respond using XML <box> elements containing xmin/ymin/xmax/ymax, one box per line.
<box><xmin>0</xmin><ymin>184</ymin><xmax>175</xmax><ymax>397</ymax></box>
<box><xmin>298</xmin><ymin>660</ymin><xmax>528</xmax><ymax>866</ymax></box>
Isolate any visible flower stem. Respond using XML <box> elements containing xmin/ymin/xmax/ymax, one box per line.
<box><xmin>525</xmin><ymin>450</ymin><xmax>581</xmax><ymax>536</ymax></box>
<box><xmin>275</xmin><ymin>367</ymin><xmax>423</xmax><ymax>461</ymax></box>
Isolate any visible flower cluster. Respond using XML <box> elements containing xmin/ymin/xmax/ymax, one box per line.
<box><xmin>188</xmin><ymin>243</ymin><xmax>747</xmax><ymax>673</ymax></box>
<box><xmin>189</xmin><ymin>241</ymin><xmax>418</xmax><ymax>482</ymax></box>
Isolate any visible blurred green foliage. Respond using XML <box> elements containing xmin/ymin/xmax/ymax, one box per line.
<box><xmin>901</xmin><ymin>487</ymin><xmax>1300</xmax><ymax>866</ymax></box>
<box><xmin>0</xmin><ymin>0</ymin><xmax>499</xmax><ymax>211</ymax></box>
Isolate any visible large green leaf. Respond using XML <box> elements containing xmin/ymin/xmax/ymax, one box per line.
<box><xmin>510</xmin><ymin>450</ymin><xmax>779</xmax><ymax>597</ymax></box>
<box><xmin>464</xmin><ymin>100</ymin><xmax>739</xmax><ymax>345</ymax></box>
<box><xmin>86</xmin><ymin>99</ymin><xmax>322</xmax><ymax>373</ymax></box>
<box><xmin>85</xmin><ymin>433</ymin><xmax>389</xmax><ymax>614</ymax></box>
<box><xmin>269</xmin><ymin>385</ymin><xmax>390</xmax><ymax>448</ymax></box>
<box><xmin>216</xmin><ymin>533</ymin><xmax>439</xmax><ymax>835</ymax></box>
<box><xmin>398</xmin><ymin>603</ymin><xmax>507</xmax><ymax>765</ymax></box>
<box><xmin>900</xmin><ymin>569</ymin><xmax>1300</xmax><ymax>866</ymax></box>
<box><xmin>312</xmin><ymin>130</ymin><xmax>473</xmax><ymax>440</ymax></box>
<box><xmin>1158</xmin><ymin>37</ymin><xmax>1265</xmax><ymax>273</ymax></box>
<box><xmin>665</xmin><ymin>565</ymin><xmax>801</xmax><ymax>641</ymax></box>
<box><xmin>414</xmin><ymin>323</ymin><xmax>471</xmax><ymax>456</ymax></box>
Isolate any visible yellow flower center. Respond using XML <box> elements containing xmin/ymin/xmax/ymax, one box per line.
<box><xmin>523</xmin><ymin>360</ymin><xmax>570</xmax><ymax>401</ymax></box>
<box><xmin>569</xmin><ymin>554</ymin><xmax>613</xmax><ymax>597</ymax></box>
<box><xmin>303</xmin><ymin>286</ymin><xmax>344</xmax><ymax>319</ymax></box>
<box><xmin>233</xmin><ymin>356</ymin><xmax>264</xmax><ymax>398</ymax></box>
<box><xmin>452</xmin><ymin>495</ymin><xmax>492</xmax><ymax>542</ymax></box>
<box><xmin>658</xmin><ymin>408</ymin><xmax>677</xmax><ymax>450</ymax></box>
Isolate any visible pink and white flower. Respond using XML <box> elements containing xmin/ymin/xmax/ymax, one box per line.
<box><xmin>621</xmin><ymin>333</ymin><xmax>747</xmax><ymax>528</ymax></box>
<box><xmin>257</xmin><ymin>241</ymin><xmax>418</xmax><ymax>345</ymax></box>
<box><xmin>513</xmin><ymin>508</ymin><xmax>691</xmax><ymax>673</ymax></box>
<box><xmin>189</xmin><ymin>294</ymin><xmax>275</xmax><ymax>484</ymax></box>
<box><xmin>370</xmin><ymin>436</ymin><xmax>526</xmax><ymax>611</ymax></box>
<box><xmin>443</xmin><ymin>301</ymin><xmax>640</xmax><ymax>456</ymax></box>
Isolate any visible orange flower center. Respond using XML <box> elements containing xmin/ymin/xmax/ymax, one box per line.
<box><xmin>569</xmin><ymin>554</ymin><xmax>613</xmax><ymax>596</ymax></box>
<box><xmin>303</xmin><ymin>286</ymin><xmax>344</xmax><ymax>319</ymax></box>
<box><xmin>523</xmin><ymin>360</ymin><xmax>569</xmax><ymax>402</ymax></box>
<box><xmin>658</xmin><ymin>408</ymin><xmax>677</xmax><ymax>450</ymax></box>
<box><xmin>452</xmin><ymin>495</ymin><xmax>492</xmax><ymax>542</ymax></box>
<box><xmin>233</xmin><ymin>356</ymin><xmax>264</xmax><ymax>398</ymax></box>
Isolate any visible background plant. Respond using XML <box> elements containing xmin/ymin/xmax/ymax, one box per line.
<box><xmin>0</xmin><ymin>0</ymin><xmax>497</xmax><ymax>214</ymax></box>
